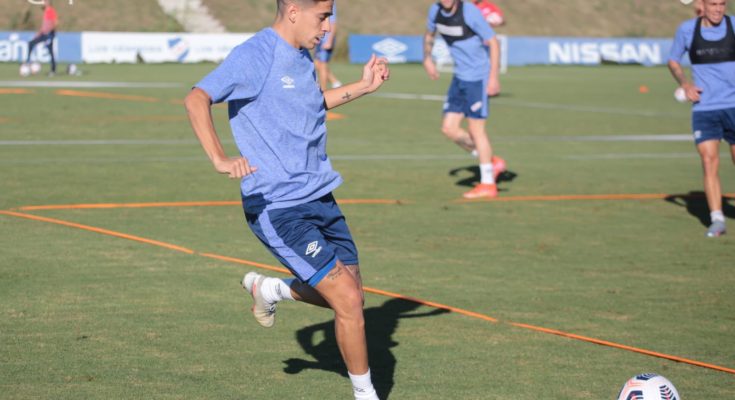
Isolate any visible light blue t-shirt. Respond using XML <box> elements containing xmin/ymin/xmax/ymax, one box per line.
<box><xmin>196</xmin><ymin>28</ymin><xmax>342</xmax><ymax>213</ymax></box>
<box><xmin>669</xmin><ymin>16</ymin><xmax>735</xmax><ymax>112</ymax></box>
<box><xmin>426</xmin><ymin>1</ymin><xmax>496</xmax><ymax>82</ymax></box>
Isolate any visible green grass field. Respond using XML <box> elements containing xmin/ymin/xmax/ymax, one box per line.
<box><xmin>1</xmin><ymin>62</ymin><xmax>734</xmax><ymax>399</ymax></box>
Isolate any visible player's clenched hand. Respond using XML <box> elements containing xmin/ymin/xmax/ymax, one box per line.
<box><xmin>487</xmin><ymin>78</ymin><xmax>501</xmax><ymax>97</ymax></box>
<box><xmin>214</xmin><ymin>157</ymin><xmax>257</xmax><ymax>179</ymax></box>
<box><xmin>362</xmin><ymin>54</ymin><xmax>390</xmax><ymax>93</ymax></box>
<box><xmin>423</xmin><ymin>58</ymin><xmax>439</xmax><ymax>80</ymax></box>
<box><xmin>682</xmin><ymin>82</ymin><xmax>702</xmax><ymax>103</ymax></box>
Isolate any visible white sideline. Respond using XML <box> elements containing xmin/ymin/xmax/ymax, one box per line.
<box><xmin>373</xmin><ymin>92</ymin><xmax>684</xmax><ymax>118</ymax></box>
<box><xmin>0</xmin><ymin>81</ymin><xmax>182</xmax><ymax>88</ymax></box>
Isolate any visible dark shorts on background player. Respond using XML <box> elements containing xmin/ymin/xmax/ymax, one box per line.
<box><xmin>443</xmin><ymin>77</ymin><xmax>489</xmax><ymax>119</ymax></box>
<box><xmin>245</xmin><ymin>193</ymin><xmax>359</xmax><ymax>287</ymax></box>
<box><xmin>692</xmin><ymin>107</ymin><xmax>735</xmax><ymax>145</ymax></box>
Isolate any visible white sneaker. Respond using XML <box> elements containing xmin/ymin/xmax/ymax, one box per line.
<box><xmin>706</xmin><ymin>220</ymin><xmax>726</xmax><ymax>237</ymax></box>
<box><xmin>242</xmin><ymin>272</ymin><xmax>277</xmax><ymax>328</ymax></box>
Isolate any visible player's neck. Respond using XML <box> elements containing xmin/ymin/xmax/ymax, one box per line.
<box><xmin>702</xmin><ymin>16</ymin><xmax>725</xmax><ymax>28</ymax></box>
<box><xmin>272</xmin><ymin>21</ymin><xmax>300</xmax><ymax>49</ymax></box>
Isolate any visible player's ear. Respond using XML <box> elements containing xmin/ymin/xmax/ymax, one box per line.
<box><xmin>287</xmin><ymin>3</ymin><xmax>299</xmax><ymax>24</ymax></box>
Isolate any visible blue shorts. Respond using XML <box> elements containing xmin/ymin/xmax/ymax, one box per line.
<box><xmin>314</xmin><ymin>41</ymin><xmax>334</xmax><ymax>62</ymax></box>
<box><xmin>692</xmin><ymin>107</ymin><xmax>735</xmax><ymax>145</ymax></box>
<box><xmin>245</xmin><ymin>193</ymin><xmax>358</xmax><ymax>287</ymax></box>
<box><xmin>443</xmin><ymin>77</ymin><xmax>489</xmax><ymax>119</ymax></box>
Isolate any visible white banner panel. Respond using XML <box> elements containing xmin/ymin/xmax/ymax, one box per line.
<box><xmin>81</xmin><ymin>32</ymin><xmax>254</xmax><ymax>63</ymax></box>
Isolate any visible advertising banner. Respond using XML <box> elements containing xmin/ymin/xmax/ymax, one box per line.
<box><xmin>80</xmin><ymin>32</ymin><xmax>253</xmax><ymax>64</ymax></box>
<box><xmin>508</xmin><ymin>37</ymin><xmax>676</xmax><ymax>66</ymax></box>
<box><xmin>349</xmin><ymin>34</ymin><xmax>678</xmax><ymax>67</ymax></box>
<box><xmin>348</xmin><ymin>34</ymin><xmax>459</xmax><ymax>66</ymax></box>
<box><xmin>0</xmin><ymin>31</ymin><xmax>82</xmax><ymax>63</ymax></box>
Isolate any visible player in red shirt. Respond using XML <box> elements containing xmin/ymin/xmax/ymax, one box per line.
<box><xmin>472</xmin><ymin>0</ymin><xmax>505</xmax><ymax>27</ymax></box>
<box><xmin>26</xmin><ymin>0</ymin><xmax>58</xmax><ymax>75</ymax></box>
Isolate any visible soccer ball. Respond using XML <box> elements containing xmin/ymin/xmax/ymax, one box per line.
<box><xmin>30</xmin><ymin>62</ymin><xmax>42</xmax><ymax>75</ymax></box>
<box><xmin>19</xmin><ymin>63</ymin><xmax>31</xmax><ymax>77</ymax></box>
<box><xmin>616</xmin><ymin>374</ymin><xmax>680</xmax><ymax>400</ymax></box>
<box><xmin>67</xmin><ymin>63</ymin><xmax>79</xmax><ymax>76</ymax></box>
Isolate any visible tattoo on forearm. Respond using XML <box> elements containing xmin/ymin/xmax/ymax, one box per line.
<box><xmin>342</xmin><ymin>92</ymin><xmax>352</xmax><ymax>100</ymax></box>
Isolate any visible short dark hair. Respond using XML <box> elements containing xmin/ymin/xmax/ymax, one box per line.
<box><xmin>276</xmin><ymin>0</ymin><xmax>331</xmax><ymax>13</ymax></box>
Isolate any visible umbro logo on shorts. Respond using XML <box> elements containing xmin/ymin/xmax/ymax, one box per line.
<box><xmin>305</xmin><ymin>241</ymin><xmax>322</xmax><ymax>258</ymax></box>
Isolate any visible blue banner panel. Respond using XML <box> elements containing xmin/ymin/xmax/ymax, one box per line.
<box><xmin>349</xmin><ymin>35</ymin><xmax>425</xmax><ymax>64</ymax></box>
<box><xmin>349</xmin><ymin>34</ymin><xmax>682</xmax><ymax>67</ymax></box>
<box><xmin>507</xmin><ymin>37</ymin><xmax>676</xmax><ymax>67</ymax></box>
<box><xmin>0</xmin><ymin>31</ymin><xmax>82</xmax><ymax>64</ymax></box>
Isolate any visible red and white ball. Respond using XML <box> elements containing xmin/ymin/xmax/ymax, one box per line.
<box><xmin>19</xmin><ymin>63</ymin><xmax>31</xmax><ymax>77</ymax></box>
<box><xmin>616</xmin><ymin>374</ymin><xmax>680</xmax><ymax>400</ymax></box>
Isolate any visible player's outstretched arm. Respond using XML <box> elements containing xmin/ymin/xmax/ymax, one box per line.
<box><xmin>184</xmin><ymin>88</ymin><xmax>257</xmax><ymax>179</ymax></box>
<box><xmin>323</xmin><ymin>54</ymin><xmax>390</xmax><ymax>110</ymax></box>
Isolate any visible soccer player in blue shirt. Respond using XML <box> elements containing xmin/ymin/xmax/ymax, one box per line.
<box><xmin>668</xmin><ymin>0</ymin><xmax>735</xmax><ymax>237</ymax></box>
<box><xmin>423</xmin><ymin>0</ymin><xmax>506</xmax><ymax>199</ymax></box>
<box><xmin>184</xmin><ymin>1</ymin><xmax>389</xmax><ymax>398</ymax></box>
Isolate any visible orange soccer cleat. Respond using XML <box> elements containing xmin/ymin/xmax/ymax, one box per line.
<box><xmin>491</xmin><ymin>156</ymin><xmax>506</xmax><ymax>180</ymax></box>
<box><xmin>463</xmin><ymin>183</ymin><xmax>498</xmax><ymax>199</ymax></box>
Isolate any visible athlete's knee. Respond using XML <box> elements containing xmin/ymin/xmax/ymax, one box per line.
<box><xmin>441</xmin><ymin>123</ymin><xmax>463</xmax><ymax>141</ymax></box>
<box><xmin>701</xmin><ymin>154</ymin><xmax>720</xmax><ymax>173</ymax></box>
<box><xmin>333</xmin><ymin>286</ymin><xmax>364</xmax><ymax>316</ymax></box>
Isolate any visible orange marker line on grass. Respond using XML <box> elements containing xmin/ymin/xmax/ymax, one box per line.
<box><xmin>2</xmin><ymin>209</ymin><xmax>733</xmax><ymax>375</ymax></box>
<box><xmin>364</xmin><ymin>286</ymin><xmax>498</xmax><ymax>323</ymax></box>
<box><xmin>55</xmin><ymin>89</ymin><xmax>160</xmax><ymax>103</ymax></box>
<box><xmin>0</xmin><ymin>210</ymin><xmax>194</xmax><ymax>255</ymax></box>
<box><xmin>508</xmin><ymin>321</ymin><xmax>735</xmax><ymax>375</ymax></box>
<box><xmin>0</xmin><ymin>88</ymin><xmax>33</xmax><ymax>95</ymax></box>
<box><xmin>17</xmin><ymin>199</ymin><xmax>403</xmax><ymax>211</ymax></box>
<box><xmin>195</xmin><ymin>252</ymin><xmax>734</xmax><ymax>374</ymax></box>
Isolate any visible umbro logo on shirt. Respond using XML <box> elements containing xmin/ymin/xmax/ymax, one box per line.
<box><xmin>305</xmin><ymin>241</ymin><xmax>322</xmax><ymax>258</ymax></box>
<box><xmin>281</xmin><ymin>76</ymin><xmax>295</xmax><ymax>89</ymax></box>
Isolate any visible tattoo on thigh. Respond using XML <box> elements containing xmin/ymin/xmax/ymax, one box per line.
<box><xmin>327</xmin><ymin>265</ymin><xmax>344</xmax><ymax>281</ymax></box>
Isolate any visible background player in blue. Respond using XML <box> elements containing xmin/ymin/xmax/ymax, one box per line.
<box><xmin>184</xmin><ymin>1</ymin><xmax>390</xmax><ymax>398</ymax></box>
<box><xmin>314</xmin><ymin>1</ymin><xmax>342</xmax><ymax>90</ymax></box>
<box><xmin>423</xmin><ymin>0</ymin><xmax>506</xmax><ymax>199</ymax></box>
<box><xmin>668</xmin><ymin>0</ymin><xmax>735</xmax><ymax>237</ymax></box>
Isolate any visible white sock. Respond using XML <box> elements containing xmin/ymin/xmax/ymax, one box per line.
<box><xmin>479</xmin><ymin>163</ymin><xmax>495</xmax><ymax>185</ymax></box>
<box><xmin>260</xmin><ymin>277</ymin><xmax>295</xmax><ymax>303</ymax></box>
<box><xmin>349</xmin><ymin>369</ymin><xmax>379</xmax><ymax>400</ymax></box>
<box><xmin>711</xmin><ymin>210</ymin><xmax>725</xmax><ymax>223</ymax></box>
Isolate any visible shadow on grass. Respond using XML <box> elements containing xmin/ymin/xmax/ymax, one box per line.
<box><xmin>664</xmin><ymin>191</ymin><xmax>735</xmax><ymax>227</ymax></box>
<box><xmin>449</xmin><ymin>164</ymin><xmax>517</xmax><ymax>188</ymax></box>
<box><xmin>283</xmin><ymin>298</ymin><xmax>449</xmax><ymax>400</ymax></box>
